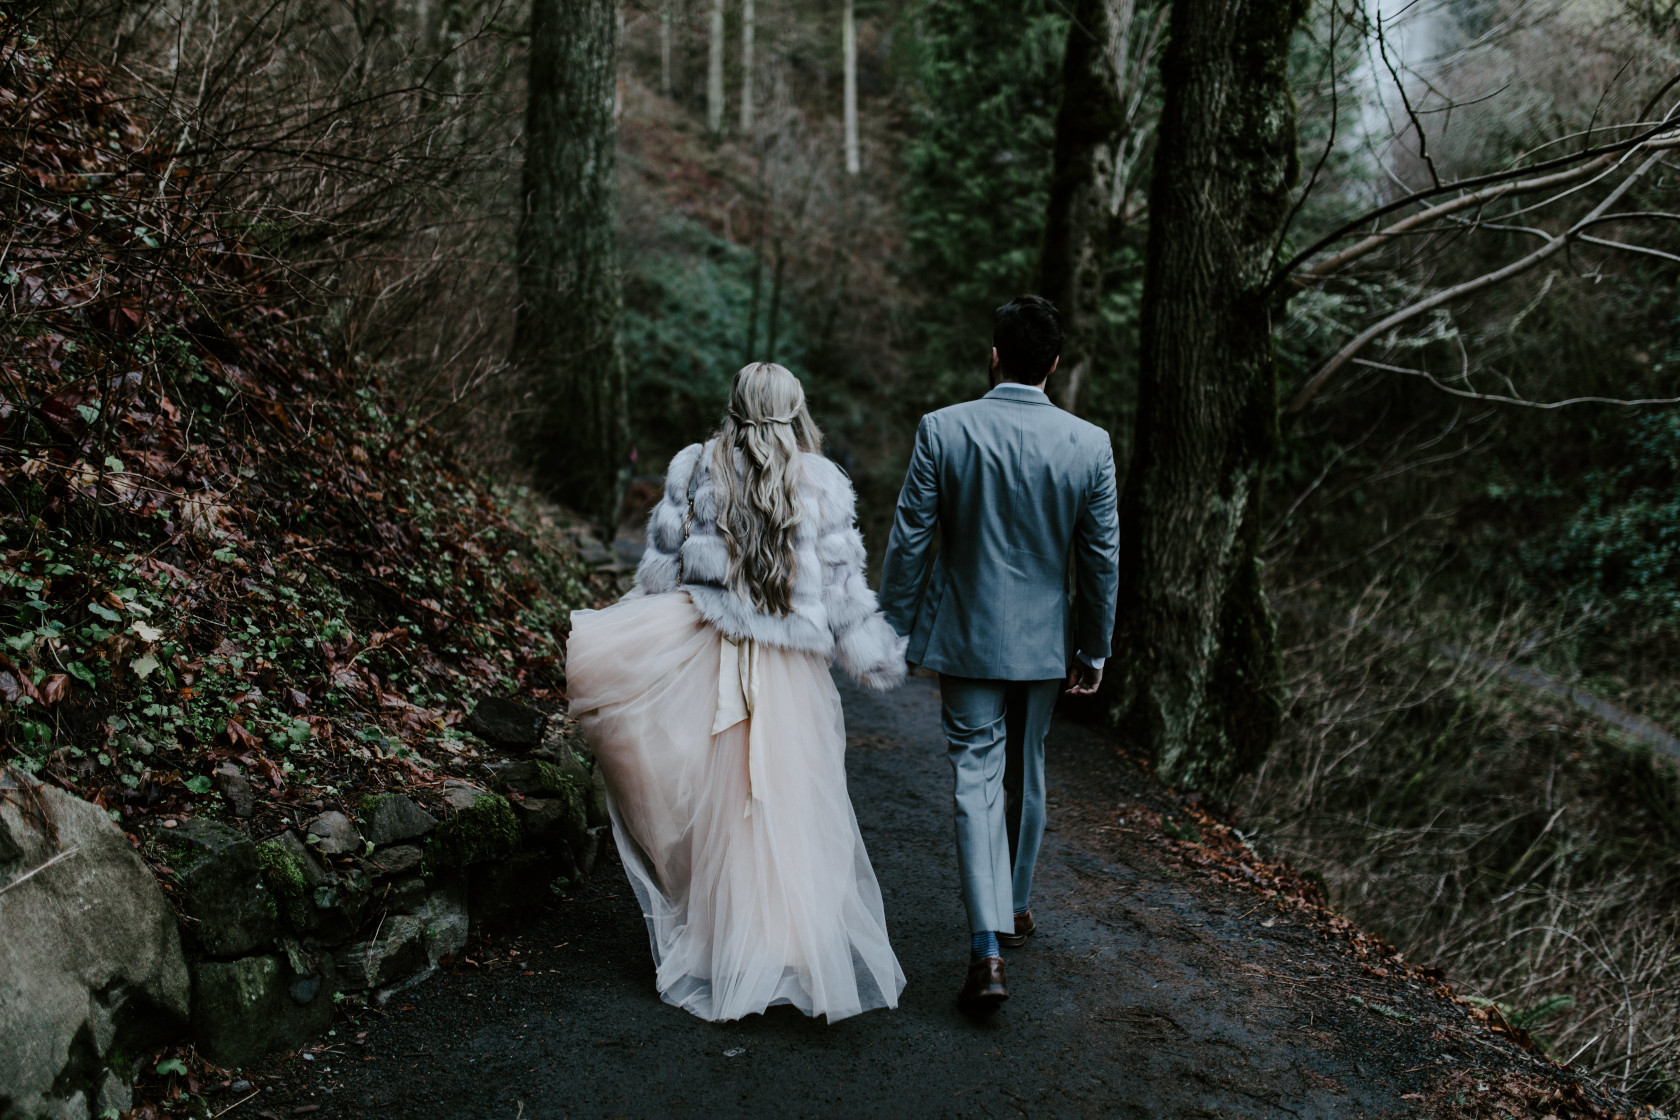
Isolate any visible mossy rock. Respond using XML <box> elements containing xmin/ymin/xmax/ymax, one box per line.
<box><xmin>190</xmin><ymin>952</ymin><xmax>335</xmax><ymax>1067</ymax></box>
<box><xmin>423</xmin><ymin>791</ymin><xmax>519</xmax><ymax>873</ymax></box>
<box><xmin>154</xmin><ymin>819</ymin><xmax>276</xmax><ymax>956</ymax></box>
<box><xmin>357</xmin><ymin>792</ymin><xmax>437</xmax><ymax>846</ymax></box>
<box><xmin>533</xmin><ymin>759</ymin><xmax>577</xmax><ymax>799</ymax></box>
<box><xmin>255</xmin><ymin>841</ymin><xmax>312</xmax><ymax>931</ymax></box>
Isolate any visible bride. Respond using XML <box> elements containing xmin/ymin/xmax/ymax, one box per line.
<box><xmin>565</xmin><ymin>361</ymin><xmax>909</xmax><ymax>1023</ymax></box>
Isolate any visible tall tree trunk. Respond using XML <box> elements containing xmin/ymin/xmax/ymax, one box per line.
<box><xmin>842</xmin><ymin>0</ymin><xmax>859</xmax><ymax>175</ymax></box>
<box><xmin>513</xmin><ymin>0</ymin><xmax>631</xmax><ymax>538</ymax></box>
<box><xmin>746</xmin><ymin>206</ymin><xmax>765</xmax><ymax>360</ymax></box>
<box><xmin>1034</xmin><ymin>0</ymin><xmax>1132</xmax><ymax>416</ymax></box>
<box><xmin>418</xmin><ymin>0</ymin><xmax>467</xmax><ymax>123</ymax></box>
<box><xmin>766</xmin><ymin>237</ymin><xmax>785</xmax><ymax>361</ymax></box>
<box><xmin>707</xmin><ymin>0</ymin><xmax>726</xmax><ymax>135</ymax></box>
<box><xmin>1108</xmin><ymin>0</ymin><xmax>1304</xmax><ymax>793</ymax></box>
<box><xmin>739</xmin><ymin>0</ymin><xmax>755</xmax><ymax>132</ymax></box>
<box><xmin>660</xmin><ymin>0</ymin><xmax>673</xmax><ymax>96</ymax></box>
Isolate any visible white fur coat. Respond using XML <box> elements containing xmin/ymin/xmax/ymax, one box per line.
<box><xmin>632</xmin><ymin>441</ymin><xmax>907</xmax><ymax>691</ymax></box>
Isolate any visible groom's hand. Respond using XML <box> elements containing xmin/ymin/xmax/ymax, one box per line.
<box><xmin>1065</xmin><ymin>662</ymin><xmax>1102</xmax><ymax>696</ymax></box>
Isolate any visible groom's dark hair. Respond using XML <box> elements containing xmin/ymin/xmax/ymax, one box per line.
<box><xmin>992</xmin><ymin>296</ymin><xmax>1063</xmax><ymax>384</ymax></box>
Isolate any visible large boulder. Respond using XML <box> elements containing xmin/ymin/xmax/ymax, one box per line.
<box><xmin>190</xmin><ymin>951</ymin><xmax>334</xmax><ymax>1068</ymax></box>
<box><xmin>154</xmin><ymin>819</ymin><xmax>277</xmax><ymax>957</ymax></box>
<box><xmin>0</xmin><ymin>770</ymin><xmax>189</xmax><ymax>1120</ymax></box>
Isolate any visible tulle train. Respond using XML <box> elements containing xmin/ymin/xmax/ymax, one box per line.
<box><xmin>565</xmin><ymin>591</ymin><xmax>905</xmax><ymax>1022</ymax></box>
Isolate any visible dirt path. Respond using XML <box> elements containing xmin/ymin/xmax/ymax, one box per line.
<box><xmin>253</xmin><ymin>674</ymin><xmax>1624</xmax><ymax>1119</ymax></box>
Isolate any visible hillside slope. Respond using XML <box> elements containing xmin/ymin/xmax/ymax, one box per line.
<box><xmin>1</xmin><ymin>41</ymin><xmax>603</xmax><ymax>831</ymax></box>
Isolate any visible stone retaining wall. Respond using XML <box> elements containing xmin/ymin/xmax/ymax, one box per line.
<box><xmin>2</xmin><ymin>731</ymin><xmax>610</xmax><ymax>1119</ymax></box>
<box><xmin>167</xmin><ymin>744</ymin><xmax>610</xmax><ymax>1069</ymax></box>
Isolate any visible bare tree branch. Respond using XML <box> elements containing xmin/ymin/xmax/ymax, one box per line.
<box><xmin>1293</xmin><ymin>154</ymin><xmax>1620</xmax><ymax>282</ymax></box>
<box><xmin>1576</xmin><ymin>232</ymin><xmax>1680</xmax><ymax>263</ymax></box>
<box><xmin>1287</xmin><ymin>146</ymin><xmax>1670</xmax><ymax>414</ymax></box>
<box><xmin>1269</xmin><ymin>83</ymin><xmax>1680</xmax><ymax>292</ymax></box>
<box><xmin>1375</xmin><ymin>9</ymin><xmax>1440</xmax><ymax>190</ymax></box>
<box><xmin>1271</xmin><ymin>0</ymin><xmax>1344</xmax><ymax>278</ymax></box>
<box><xmin>1345</xmin><ymin>358</ymin><xmax>1680</xmax><ymax>410</ymax></box>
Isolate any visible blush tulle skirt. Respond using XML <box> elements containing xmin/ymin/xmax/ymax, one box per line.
<box><xmin>564</xmin><ymin>590</ymin><xmax>905</xmax><ymax>1023</ymax></box>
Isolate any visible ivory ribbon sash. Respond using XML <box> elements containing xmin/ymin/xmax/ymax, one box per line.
<box><xmin>711</xmin><ymin>633</ymin><xmax>765</xmax><ymax>817</ymax></box>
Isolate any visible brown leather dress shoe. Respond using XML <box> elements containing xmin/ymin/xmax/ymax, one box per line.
<box><xmin>997</xmin><ymin>910</ymin><xmax>1035</xmax><ymax>948</ymax></box>
<box><xmin>957</xmin><ymin>956</ymin><xmax>1008</xmax><ymax>1014</ymax></box>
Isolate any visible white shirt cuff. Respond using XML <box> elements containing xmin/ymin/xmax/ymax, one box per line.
<box><xmin>1076</xmin><ymin>651</ymin><xmax>1105</xmax><ymax>670</ymax></box>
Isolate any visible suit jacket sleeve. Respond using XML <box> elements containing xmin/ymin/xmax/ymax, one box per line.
<box><xmin>1074</xmin><ymin>438</ymin><xmax>1120</xmax><ymax>661</ymax></box>
<box><xmin>878</xmin><ymin>414</ymin><xmax>941</xmax><ymax>639</ymax></box>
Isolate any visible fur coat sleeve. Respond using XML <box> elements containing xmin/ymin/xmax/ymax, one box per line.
<box><xmin>631</xmin><ymin>444</ymin><xmax>907</xmax><ymax>691</ymax></box>
<box><xmin>805</xmin><ymin>457</ymin><xmax>909</xmax><ymax>691</ymax></box>
<box><xmin>629</xmin><ymin>442</ymin><xmax>700</xmax><ymax>599</ymax></box>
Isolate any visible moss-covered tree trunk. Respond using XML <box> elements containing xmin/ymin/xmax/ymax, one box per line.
<box><xmin>1034</xmin><ymin>0</ymin><xmax>1130</xmax><ymax>416</ymax></box>
<box><xmin>513</xmin><ymin>0</ymin><xmax>630</xmax><ymax>536</ymax></box>
<box><xmin>1108</xmin><ymin>0</ymin><xmax>1303</xmax><ymax>792</ymax></box>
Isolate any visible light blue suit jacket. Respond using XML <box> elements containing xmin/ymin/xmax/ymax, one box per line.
<box><xmin>878</xmin><ymin>382</ymin><xmax>1120</xmax><ymax>681</ymax></box>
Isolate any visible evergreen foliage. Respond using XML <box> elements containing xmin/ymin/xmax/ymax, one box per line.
<box><xmin>1528</xmin><ymin>408</ymin><xmax>1680</xmax><ymax>623</ymax></box>
<box><xmin>900</xmin><ymin>0</ymin><xmax>1067</xmax><ymax>407</ymax></box>
<box><xmin>620</xmin><ymin>218</ymin><xmax>808</xmax><ymax>462</ymax></box>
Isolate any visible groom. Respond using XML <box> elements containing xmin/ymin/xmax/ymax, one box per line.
<box><xmin>878</xmin><ymin>295</ymin><xmax>1120</xmax><ymax>1014</ymax></box>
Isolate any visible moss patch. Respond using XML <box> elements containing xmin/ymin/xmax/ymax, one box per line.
<box><xmin>255</xmin><ymin>840</ymin><xmax>311</xmax><ymax>931</ymax></box>
<box><xmin>534</xmin><ymin>760</ymin><xmax>577</xmax><ymax>799</ymax></box>
<box><xmin>424</xmin><ymin>792</ymin><xmax>520</xmax><ymax>873</ymax></box>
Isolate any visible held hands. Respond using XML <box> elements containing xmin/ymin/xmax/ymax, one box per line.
<box><xmin>1064</xmin><ymin>661</ymin><xmax>1103</xmax><ymax>696</ymax></box>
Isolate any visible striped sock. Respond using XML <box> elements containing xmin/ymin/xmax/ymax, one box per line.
<box><xmin>970</xmin><ymin>930</ymin><xmax>999</xmax><ymax>962</ymax></box>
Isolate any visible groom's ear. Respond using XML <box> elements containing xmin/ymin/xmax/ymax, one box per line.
<box><xmin>1048</xmin><ymin>355</ymin><xmax>1060</xmax><ymax>376</ymax></box>
<box><xmin>989</xmin><ymin>347</ymin><xmax>1000</xmax><ymax>373</ymax></box>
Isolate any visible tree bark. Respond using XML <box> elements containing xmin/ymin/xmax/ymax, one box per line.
<box><xmin>1034</xmin><ymin>0</ymin><xmax>1138</xmax><ymax>416</ymax></box>
<box><xmin>707</xmin><ymin>0</ymin><xmax>726</xmax><ymax>135</ymax></box>
<box><xmin>513</xmin><ymin>0</ymin><xmax>631</xmax><ymax>537</ymax></box>
<box><xmin>660</xmin><ymin>0</ymin><xmax>673</xmax><ymax>96</ymax></box>
<box><xmin>842</xmin><ymin>0</ymin><xmax>859</xmax><ymax>175</ymax></box>
<box><xmin>766</xmin><ymin>237</ymin><xmax>785</xmax><ymax>361</ymax></box>
<box><xmin>1108</xmin><ymin>0</ymin><xmax>1305</xmax><ymax>793</ymax></box>
<box><xmin>739</xmin><ymin>0</ymin><xmax>755</xmax><ymax>132</ymax></box>
<box><xmin>746</xmin><ymin>205</ymin><xmax>765</xmax><ymax>360</ymax></box>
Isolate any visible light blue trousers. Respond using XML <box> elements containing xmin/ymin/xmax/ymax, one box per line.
<box><xmin>938</xmin><ymin>676</ymin><xmax>1059</xmax><ymax>936</ymax></box>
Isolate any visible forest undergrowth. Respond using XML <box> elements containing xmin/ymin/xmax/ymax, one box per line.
<box><xmin>1244</xmin><ymin>573</ymin><xmax>1680</xmax><ymax>1107</ymax></box>
<box><xmin>0</xmin><ymin>38</ymin><xmax>606</xmax><ymax>840</ymax></box>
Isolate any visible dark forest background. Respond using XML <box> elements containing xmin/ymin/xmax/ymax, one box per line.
<box><xmin>7</xmin><ymin>0</ymin><xmax>1680</xmax><ymax>1103</ymax></box>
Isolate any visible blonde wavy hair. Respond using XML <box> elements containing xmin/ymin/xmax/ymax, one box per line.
<box><xmin>711</xmin><ymin>362</ymin><xmax>824</xmax><ymax>617</ymax></box>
